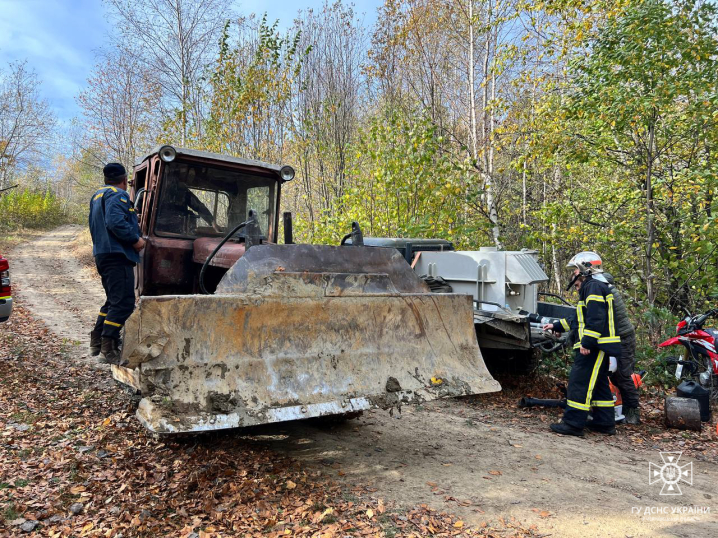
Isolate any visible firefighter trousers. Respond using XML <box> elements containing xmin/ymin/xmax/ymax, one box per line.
<box><xmin>562</xmin><ymin>347</ymin><xmax>615</xmax><ymax>429</ymax></box>
<box><xmin>93</xmin><ymin>254</ymin><xmax>136</xmax><ymax>341</ymax></box>
<box><xmin>609</xmin><ymin>331</ymin><xmax>640</xmax><ymax>409</ymax></box>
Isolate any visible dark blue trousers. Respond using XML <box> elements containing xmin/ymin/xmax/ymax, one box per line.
<box><xmin>93</xmin><ymin>254</ymin><xmax>135</xmax><ymax>341</ymax></box>
<box><xmin>562</xmin><ymin>348</ymin><xmax>615</xmax><ymax>429</ymax></box>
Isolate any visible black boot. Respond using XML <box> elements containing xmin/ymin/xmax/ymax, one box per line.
<box><xmin>586</xmin><ymin>422</ymin><xmax>616</xmax><ymax>435</ymax></box>
<box><xmin>550</xmin><ymin>422</ymin><xmax>584</xmax><ymax>437</ymax></box>
<box><xmin>99</xmin><ymin>337</ymin><xmax>124</xmax><ymax>366</ymax></box>
<box><xmin>90</xmin><ymin>331</ymin><xmax>102</xmax><ymax>356</ymax></box>
<box><xmin>624</xmin><ymin>407</ymin><xmax>641</xmax><ymax>425</ymax></box>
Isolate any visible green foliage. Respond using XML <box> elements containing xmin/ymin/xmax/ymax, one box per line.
<box><xmin>537</xmin><ymin>348</ymin><xmax>572</xmax><ymax>379</ymax></box>
<box><xmin>0</xmin><ymin>188</ymin><xmax>68</xmax><ymax>232</ymax></box>
<box><xmin>636</xmin><ymin>342</ymin><xmax>682</xmax><ymax>391</ymax></box>
<box><xmin>203</xmin><ymin>15</ymin><xmax>304</xmax><ymax>161</ymax></box>
<box><xmin>300</xmin><ymin>106</ymin><xmax>487</xmax><ymax>245</ymax></box>
<box><xmin>530</xmin><ymin>0</ymin><xmax>718</xmax><ymax>316</ymax></box>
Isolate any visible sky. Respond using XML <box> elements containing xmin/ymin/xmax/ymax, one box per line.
<box><xmin>0</xmin><ymin>0</ymin><xmax>382</xmax><ymax>124</ymax></box>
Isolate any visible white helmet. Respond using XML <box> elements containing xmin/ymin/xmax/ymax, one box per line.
<box><xmin>567</xmin><ymin>251</ymin><xmax>603</xmax><ymax>275</ymax></box>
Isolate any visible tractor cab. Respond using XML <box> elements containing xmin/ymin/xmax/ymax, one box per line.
<box><xmin>130</xmin><ymin>146</ymin><xmax>294</xmax><ymax>296</ymax></box>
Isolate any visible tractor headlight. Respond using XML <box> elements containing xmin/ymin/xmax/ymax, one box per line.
<box><xmin>279</xmin><ymin>165</ymin><xmax>295</xmax><ymax>181</ymax></box>
<box><xmin>159</xmin><ymin>145</ymin><xmax>177</xmax><ymax>163</ymax></box>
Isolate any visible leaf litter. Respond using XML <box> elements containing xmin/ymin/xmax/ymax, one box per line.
<box><xmin>1</xmin><ymin>301</ymin><xmax>538</xmax><ymax>537</ymax></box>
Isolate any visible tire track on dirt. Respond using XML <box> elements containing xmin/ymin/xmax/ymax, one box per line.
<box><xmin>10</xmin><ymin>224</ymin><xmax>105</xmax><ymax>366</ymax></box>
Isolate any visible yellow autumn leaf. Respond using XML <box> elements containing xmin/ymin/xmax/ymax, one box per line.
<box><xmin>366</xmin><ymin>509</ymin><xmax>374</xmax><ymax>518</ymax></box>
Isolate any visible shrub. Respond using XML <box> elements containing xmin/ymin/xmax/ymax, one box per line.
<box><xmin>0</xmin><ymin>188</ymin><xmax>68</xmax><ymax>231</ymax></box>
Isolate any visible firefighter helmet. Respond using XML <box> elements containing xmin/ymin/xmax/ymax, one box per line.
<box><xmin>567</xmin><ymin>251</ymin><xmax>603</xmax><ymax>275</ymax></box>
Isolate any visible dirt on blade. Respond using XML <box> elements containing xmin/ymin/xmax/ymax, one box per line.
<box><xmin>3</xmin><ymin>225</ymin><xmax>718</xmax><ymax>538</ymax></box>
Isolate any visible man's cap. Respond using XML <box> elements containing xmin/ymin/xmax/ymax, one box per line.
<box><xmin>103</xmin><ymin>162</ymin><xmax>127</xmax><ymax>179</ymax></box>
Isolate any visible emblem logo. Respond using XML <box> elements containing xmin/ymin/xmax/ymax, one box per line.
<box><xmin>649</xmin><ymin>451</ymin><xmax>692</xmax><ymax>495</ymax></box>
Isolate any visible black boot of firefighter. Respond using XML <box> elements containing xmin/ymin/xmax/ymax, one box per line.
<box><xmin>550</xmin><ymin>422</ymin><xmax>584</xmax><ymax>437</ymax></box>
<box><xmin>624</xmin><ymin>407</ymin><xmax>641</xmax><ymax>425</ymax></box>
<box><xmin>99</xmin><ymin>337</ymin><xmax>124</xmax><ymax>366</ymax></box>
<box><xmin>89</xmin><ymin>330</ymin><xmax>102</xmax><ymax>357</ymax></box>
<box><xmin>586</xmin><ymin>422</ymin><xmax>616</xmax><ymax>435</ymax></box>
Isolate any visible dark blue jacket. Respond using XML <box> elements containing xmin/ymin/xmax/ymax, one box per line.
<box><xmin>549</xmin><ymin>276</ymin><xmax>622</xmax><ymax>357</ymax></box>
<box><xmin>88</xmin><ymin>185</ymin><xmax>141</xmax><ymax>264</ymax></box>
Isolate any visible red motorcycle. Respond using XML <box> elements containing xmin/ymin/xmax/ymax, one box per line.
<box><xmin>659</xmin><ymin>308</ymin><xmax>718</xmax><ymax>397</ymax></box>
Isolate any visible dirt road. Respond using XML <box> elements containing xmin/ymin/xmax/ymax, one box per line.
<box><xmin>10</xmin><ymin>225</ymin><xmax>718</xmax><ymax>537</ymax></box>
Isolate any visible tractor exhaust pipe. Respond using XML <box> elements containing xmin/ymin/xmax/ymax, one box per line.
<box><xmin>283</xmin><ymin>211</ymin><xmax>294</xmax><ymax>244</ymax></box>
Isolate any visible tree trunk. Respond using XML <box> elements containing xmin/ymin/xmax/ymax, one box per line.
<box><xmin>645</xmin><ymin>115</ymin><xmax>656</xmax><ymax>307</ymax></box>
<box><xmin>551</xmin><ymin>165</ymin><xmax>563</xmax><ymax>294</ymax></box>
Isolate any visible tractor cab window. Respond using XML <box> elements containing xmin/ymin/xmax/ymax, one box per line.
<box><xmin>155</xmin><ymin>161</ymin><xmax>277</xmax><ymax>239</ymax></box>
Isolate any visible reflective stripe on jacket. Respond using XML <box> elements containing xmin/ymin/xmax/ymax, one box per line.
<box><xmin>549</xmin><ymin>276</ymin><xmax>621</xmax><ymax>356</ymax></box>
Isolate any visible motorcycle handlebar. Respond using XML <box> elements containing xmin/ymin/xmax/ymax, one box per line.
<box><xmin>688</xmin><ymin>308</ymin><xmax>717</xmax><ymax>330</ymax></box>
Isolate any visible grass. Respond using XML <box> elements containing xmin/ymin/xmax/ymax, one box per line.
<box><xmin>10</xmin><ymin>411</ymin><xmax>38</xmax><ymax>424</ymax></box>
<box><xmin>0</xmin><ymin>227</ymin><xmax>46</xmax><ymax>253</ymax></box>
<box><xmin>2</xmin><ymin>503</ymin><xmax>19</xmax><ymax>521</ymax></box>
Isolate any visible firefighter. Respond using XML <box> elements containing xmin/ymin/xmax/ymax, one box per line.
<box><xmin>544</xmin><ymin>252</ymin><xmax>621</xmax><ymax>436</ymax></box>
<box><xmin>88</xmin><ymin>163</ymin><xmax>145</xmax><ymax>365</ymax></box>
<box><xmin>604</xmin><ymin>272</ymin><xmax>641</xmax><ymax>424</ymax></box>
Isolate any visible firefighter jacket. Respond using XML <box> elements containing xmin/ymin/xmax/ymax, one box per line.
<box><xmin>549</xmin><ymin>275</ymin><xmax>622</xmax><ymax>357</ymax></box>
<box><xmin>89</xmin><ymin>185</ymin><xmax>141</xmax><ymax>264</ymax></box>
<box><xmin>603</xmin><ymin>273</ymin><xmax>635</xmax><ymax>337</ymax></box>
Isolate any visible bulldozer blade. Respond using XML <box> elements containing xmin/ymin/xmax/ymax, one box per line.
<box><xmin>116</xmin><ymin>244</ymin><xmax>500</xmax><ymax>433</ymax></box>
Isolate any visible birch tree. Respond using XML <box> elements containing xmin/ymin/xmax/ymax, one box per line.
<box><xmin>77</xmin><ymin>48</ymin><xmax>161</xmax><ymax>171</ymax></box>
<box><xmin>0</xmin><ymin>62</ymin><xmax>55</xmax><ymax>189</ymax></box>
<box><xmin>104</xmin><ymin>0</ymin><xmax>233</xmax><ymax>145</ymax></box>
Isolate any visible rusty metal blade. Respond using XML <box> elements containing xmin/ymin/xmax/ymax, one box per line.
<box><xmin>117</xmin><ymin>245</ymin><xmax>500</xmax><ymax>433</ymax></box>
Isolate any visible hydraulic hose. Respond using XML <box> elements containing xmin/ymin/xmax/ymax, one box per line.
<box><xmin>518</xmin><ymin>397</ymin><xmax>567</xmax><ymax>409</ymax></box>
<box><xmin>537</xmin><ymin>341</ymin><xmax>565</xmax><ymax>354</ymax></box>
<box><xmin>199</xmin><ymin>220</ymin><xmax>248</xmax><ymax>295</ymax></box>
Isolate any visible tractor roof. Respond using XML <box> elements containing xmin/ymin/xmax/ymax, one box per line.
<box><xmin>138</xmin><ymin>146</ymin><xmax>282</xmax><ymax>173</ymax></box>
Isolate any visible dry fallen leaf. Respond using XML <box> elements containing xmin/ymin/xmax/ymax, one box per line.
<box><xmin>454</xmin><ymin>520</ymin><xmax>464</xmax><ymax>528</ymax></box>
<box><xmin>366</xmin><ymin>509</ymin><xmax>374</xmax><ymax>518</ymax></box>
<box><xmin>489</xmin><ymin>470</ymin><xmax>502</xmax><ymax>476</ymax></box>
<box><xmin>286</xmin><ymin>480</ymin><xmax>297</xmax><ymax>489</ymax></box>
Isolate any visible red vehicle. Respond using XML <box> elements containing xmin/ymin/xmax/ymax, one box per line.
<box><xmin>0</xmin><ymin>254</ymin><xmax>11</xmax><ymax>323</ymax></box>
<box><xmin>659</xmin><ymin>308</ymin><xmax>718</xmax><ymax>396</ymax></box>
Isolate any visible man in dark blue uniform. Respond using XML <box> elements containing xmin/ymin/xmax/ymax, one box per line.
<box><xmin>543</xmin><ymin>251</ymin><xmax>621</xmax><ymax>437</ymax></box>
<box><xmin>88</xmin><ymin>163</ymin><xmax>145</xmax><ymax>365</ymax></box>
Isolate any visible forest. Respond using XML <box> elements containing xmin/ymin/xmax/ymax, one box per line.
<box><xmin>1</xmin><ymin>0</ymin><xmax>717</xmax><ymax>342</ymax></box>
